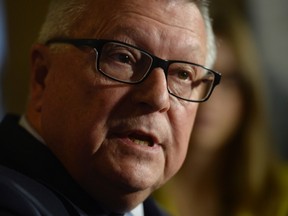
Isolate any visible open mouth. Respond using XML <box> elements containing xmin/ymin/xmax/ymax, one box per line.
<box><xmin>128</xmin><ymin>134</ymin><xmax>155</xmax><ymax>147</ymax></box>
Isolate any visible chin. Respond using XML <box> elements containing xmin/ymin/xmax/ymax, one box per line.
<box><xmin>116</xmin><ymin>167</ymin><xmax>162</xmax><ymax>193</ymax></box>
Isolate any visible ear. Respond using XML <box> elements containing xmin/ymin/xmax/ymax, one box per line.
<box><xmin>29</xmin><ymin>44</ymin><xmax>51</xmax><ymax>113</ymax></box>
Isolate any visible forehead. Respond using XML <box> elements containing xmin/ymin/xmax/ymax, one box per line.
<box><xmin>72</xmin><ymin>0</ymin><xmax>207</xmax><ymax>61</ymax></box>
<box><xmin>77</xmin><ymin>0</ymin><xmax>204</xmax><ymax>36</ymax></box>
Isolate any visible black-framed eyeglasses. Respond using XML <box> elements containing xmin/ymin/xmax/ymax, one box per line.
<box><xmin>46</xmin><ymin>38</ymin><xmax>221</xmax><ymax>102</ymax></box>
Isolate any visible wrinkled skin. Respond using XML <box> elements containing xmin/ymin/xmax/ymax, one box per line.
<box><xmin>27</xmin><ymin>0</ymin><xmax>207</xmax><ymax>212</ymax></box>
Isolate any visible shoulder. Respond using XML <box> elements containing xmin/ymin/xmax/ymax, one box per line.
<box><xmin>0</xmin><ymin>165</ymin><xmax>71</xmax><ymax>216</ymax></box>
<box><xmin>0</xmin><ymin>114</ymin><xmax>29</xmax><ymax>146</ymax></box>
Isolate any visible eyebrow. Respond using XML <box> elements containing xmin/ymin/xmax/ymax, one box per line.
<box><xmin>109</xmin><ymin>26</ymin><xmax>150</xmax><ymax>47</ymax></box>
<box><xmin>109</xmin><ymin>26</ymin><xmax>201</xmax><ymax>57</ymax></box>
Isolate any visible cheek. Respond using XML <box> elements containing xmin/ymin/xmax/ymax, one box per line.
<box><xmin>40</xmin><ymin>66</ymin><xmax>127</xmax><ymax>172</ymax></box>
<box><xmin>41</xmin><ymin>88</ymin><xmax>128</xmax><ymax>184</ymax></box>
<box><xmin>165</xmin><ymin>103</ymin><xmax>198</xmax><ymax>177</ymax></box>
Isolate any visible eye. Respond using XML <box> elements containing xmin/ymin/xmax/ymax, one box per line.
<box><xmin>168</xmin><ymin>63</ymin><xmax>196</xmax><ymax>83</ymax></box>
<box><xmin>177</xmin><ymin>70</ymin><xmax>191</xmax><ymax>80</ymax></box>
<box><xmin>102</xmin><ymin>43</ymin><xmax>141</xmax><ymax>67</ymax></box>
<box><xmin>109</xmin><ymin>50</ymin><xmax>135</xmax><ymax>65</ymax></box>
<box><xmin>175</xmin><ymin>69</ymin><xmax>194</xmax><ymax>83</ymax></box>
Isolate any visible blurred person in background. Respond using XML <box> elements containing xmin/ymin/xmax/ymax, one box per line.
<box><xmin>153</xmin><ymin>1</ymin><xmax>288</xmax><ymax>215</ymax></box>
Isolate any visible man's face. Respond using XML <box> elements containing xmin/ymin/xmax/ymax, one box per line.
<box><xmin>32</xmin><ymin>0</ymin><xmax>207</xmax><ymax>210</ymax></box>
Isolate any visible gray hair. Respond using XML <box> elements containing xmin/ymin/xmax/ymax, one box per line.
<box><xmin>200</xmin><ymin>3</ymin><xmax>217</xmax><ymax>68</ymax></box>
<box><xmin>37</xmin><ymin>0</ymin><xmax>87</xmax><ymax>44</ymax></box>
<box><xmin>38</xmin><ymin>0</ymin><xmax>216</xmax><ymax>68</ymax></box>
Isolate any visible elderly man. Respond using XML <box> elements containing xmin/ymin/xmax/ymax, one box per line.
<box><xmin>0</xmin><ymin>0</ymin><xmax>220</xmax><ymax>215</ymax></box>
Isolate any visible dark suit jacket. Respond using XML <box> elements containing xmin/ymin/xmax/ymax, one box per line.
<box><xmin>0</xmin><ymin>114</ymin><xmax>169</xmax><ymax>216</ymax></box>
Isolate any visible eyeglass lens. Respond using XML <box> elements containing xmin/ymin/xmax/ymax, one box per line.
<box><xmin>97</xmin><ymin>41</ymin><xmax>216</xmax><ymax>101</ymax></box>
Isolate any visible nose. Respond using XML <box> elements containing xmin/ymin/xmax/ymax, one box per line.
<box><xmin>131</xmin><ymin>68</ymin><xmax>171</xmax><ymax>113</ymax></box>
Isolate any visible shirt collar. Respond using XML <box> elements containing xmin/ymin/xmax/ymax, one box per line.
<box><xmin>19</xmin><ymin>115</ymin><xmax>45</xmax><ymax>144</ymax></box>
<box><xmin>129</xmin><ymin>204</ymin><xmax>144</xmax><ymax>216</ymax></box>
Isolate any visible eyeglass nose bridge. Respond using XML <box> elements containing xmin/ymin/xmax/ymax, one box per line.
<box><xmin>145</xmin><ymin>55</ymin><xmax>170</xmax><ymax>80</ymax></box>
